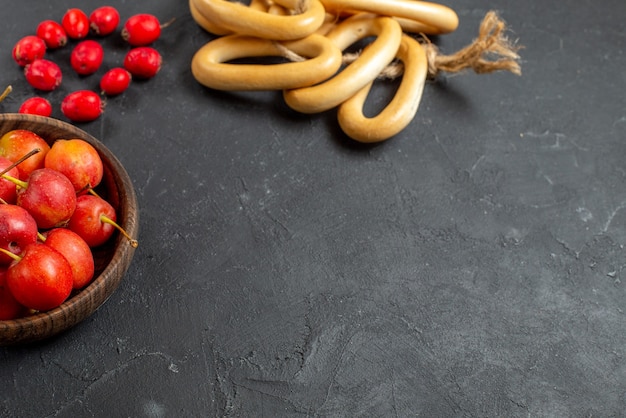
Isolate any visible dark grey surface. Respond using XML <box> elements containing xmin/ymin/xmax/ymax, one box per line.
<box><xmin>1</xmin><ymin>0</ymin><xmax>626</xmax><ymax>416</ymax></box>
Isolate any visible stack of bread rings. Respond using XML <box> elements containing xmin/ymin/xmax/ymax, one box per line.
<box><xmin>189</xmin><ymin>0</ymin><xmax>469</xmax><ymax>143</ymax></box>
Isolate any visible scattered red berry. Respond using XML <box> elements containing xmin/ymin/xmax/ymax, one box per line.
<box><xmin>24</xmin><ymin>59</ymin><xmax>62</xmax><ymax>91</ymax></box>
<box><xmin>18</xmin><ymin>97</ymin><xmax>53</xmax><ymax>117</ymax></box>
<box><xmin>89</xmin><ymin>6</ymin><xmax>120</xmax><ymax>36</ymax></box>
<box><xmin>100</xmin><ymin>67</ymin><xmax>132</xmax><ymax>95</ymax></box>
<box><xmin>62</xmin><ymin>8</ymin><xmax>90</xmax><ymax>39</ymax></box>
<box><xmin>122</xmin><ymin>14</ymin><xmax>161</xmax><ymax>46</ymax></box>
<box><xmin>70</xmin><ymin>40</ymin><xmax>104</xmax><ymax>76</ymax></box>
<box><xmin>124</xmin><ymin>47</ymin><xmax>162</xmax><ymax>79</ymax></box>
<box><xmin>12</xmin><ymin>36</ymin><xmax>47</xmax><ymax>67</ymax></box>
<box><xmin>61</xmin><ymin>90</ymin><xmax>103</xmax><ymax>122</ymax></box>
<box><xmin>36</xmin><ymin>20</ymin><xmax>67</xmax><ymax>49</ymax></box>
<box><xmin>10</xmin><ymin>8</ymin><xmax>165</xmax><ymax>122</ymax></box>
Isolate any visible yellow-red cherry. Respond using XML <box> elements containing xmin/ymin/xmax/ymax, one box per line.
<box><xmin>44</xmin><ymin>138</ymin><xmax>104</xmax><ymax>193</ymax></box>
<box><xmin>43</xmin><ymin>228</ymin><xmax>94</xmax><ymax>290</ymax></box>
<box><xmin>5</xmin><ymin>243</ymin><xmax>73</xmax><ymax>312</ymax></box>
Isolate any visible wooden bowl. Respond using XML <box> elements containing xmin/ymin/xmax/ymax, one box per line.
<box><xmin>0</xmin><ymin>113</ymin><xmax>139</xmax><ymax>346</ymax></box>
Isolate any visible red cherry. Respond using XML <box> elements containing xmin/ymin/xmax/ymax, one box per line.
<box><xmin>44</xmin><ymin>138</ymin><xmax>104</xmax><ymax>193</ymax></box>
<box><xmin>18</xmin><ymin>97</ymin><xmax>52</xmax><ymax>117</ymax></box>
<box><xmin>0</xmin><ymin>204</ymin><xmax>38</xmax><ymax>265</ymax></box>
<box><xmin>68</xmin><ymin>194</ymin><xmax>116</xmax><ymax>247</ymax></box>
<box><xmin>0</xmin><ymin>268</ymin><xmax>28</xmax><ymax>320</ymax></box>
<box><xmin>5</xmin><ymin>243</ymin><xmax>73</xmax><ymax>312</ymax></box>
<box><xmin>62</xmin><ymin>8</ymin><xmax>90</xmax><ymax>39</ymax></box>
<box><xmin>43</xmin><ymin>228</ymin><xmax>94</xmax><ymax>290</ymax></box>
<box><xmin>36</xmin><ymin>20</ymin><xmax>68</xmax><ymax>49</ymax></box>
<box><xmin>24</xmin><ymin>59</ymin><xmax>62</xmax><ymax>91</ymax></box>
<box><xmin>122</xmin><ymin>14</ymin><xmax>161</xmax><ymax>46</ymax></box>
<box><xmin>89</xmin><ymin>6</ymin><xmax>120</xmax><ymax>36</ymax></box>
<box><xmin>70</xmin><ymin>40</ymin><xmax>104</xmax><ymax>76</ymax></box>
<box><xmin>61</xmin><ymin>90</ymin><xmax>103</xmax><ymax>122</ymax></box>
<box><xmin>100</xmin><ymin>67</ymin><xmax>131</xmax><ymax>95</ymax></box>
<box><xmin>12</xmin><ymin>36</ymin><xmax>47</xmax><ymax>67</ymax></box>
<box><xmin>13</xmin><ymin>168</ymin><xmax>77</xmax><ymax>230</ymax></box>
<box><xmin>124</xmin><ymin>47</ymin><xmax>162</xmax><ymax>79</ymax></box>
<box><xmin>0</xmin><ymin>157</ymin><xmax>20</xmax><ymax>204</ymax></box>
<box><xmin>0</xmin><ymin>129</ymin><xmax>51</xmax><ymax>180</ymax></box>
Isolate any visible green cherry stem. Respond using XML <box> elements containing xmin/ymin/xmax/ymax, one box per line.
<box><xmin>0</xmin><ymin>85</ymin><xmax>12</xmax><ymax>103</ymax></box>
<box><xmin>0</xmin><ymin>247</ymin><xmax>22</xmax><ymax>262</ymax></box>
<box><xmin>100</xmin><ymin>214</ymin><xmax>138</xmax><ymax>248</ymax></box>
<box><xmin>1</xmin><ymin>173</ymin><xmax>28</xmax><ymax>189</ymax></box>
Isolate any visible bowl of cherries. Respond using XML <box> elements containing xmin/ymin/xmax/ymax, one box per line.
<box><xmin>0</xmin><ymin>113</ymin><xmax>138</xmax><ymax>346</ymax></box>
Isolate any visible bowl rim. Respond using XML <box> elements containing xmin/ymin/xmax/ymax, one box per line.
<box><xmin>0</xmin><ymin>113</ymin><xmax>139</xmax><ymax>345</ymax></box>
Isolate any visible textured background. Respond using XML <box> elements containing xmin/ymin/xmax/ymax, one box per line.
<box><xmin>1</xmin><ymin>0</ymin><xmax>626</xmax><ymax>416</ymax></box>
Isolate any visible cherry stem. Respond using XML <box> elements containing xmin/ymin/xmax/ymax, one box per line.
<box><xmin>0</xmin><ymin>247</ymin><xmax>22</xmax><ymax>262</ymax></box>
<box><xmin>0</xmin><ymin>85</ymin><xmax>11</xmax><ymax>103</ymax></box>
<box><xmin>161</xmin><ymin>17</ymin><xmax>176</xmax><ymax>29</ymax></box>
<box><xmin>0</xmin><ymin>173</ymin><xmax>28</xmax><ymax>189</ymax></box>
<box><xmin>100</xmin><ymin>214</ymin><xmax>138</xmax><ymax>248</ymax></box>
<box><xmin>88</xmin><ymin>188</ymin><xmax>101</xmax><ymax>198</ymax></box>
<box><xmin>0</xmin><ymin>148</ymin><xmax>41</xmax><ymax>177</ymax></box>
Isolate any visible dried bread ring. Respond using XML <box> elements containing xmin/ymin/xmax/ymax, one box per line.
<box><xmin>393</xmin><ymin>16</ymin><xmax>448</xmax><ymax>35</ymax></box>
<box><xmin>190</xmin><ymin>0</ymin><xmax>272</xmax><ymax>35</ymax></box>
<box><xmin>192</xmin><ymin>0</ymin><xmax>327</xmax><ymax>40</ymax></box>
<box><xmin>320</xmin><ymin>0</ymin><xmax>459</xmax><ymax>34</ymax></box>
<box><xmin>191</xmin><ymin>33</ymin><xmax>343</xmax><ymax>90</ymax></box>
<box><xmin>283</xmin><ymin>14</ymin><xmax>403</xmax><ymax>114</ymax></box>
<box><xmin>337</xmin><ymin>34</ymin><xmax>428</xmax><ymax>142</ymax></box>
<box><xmin>190</xmin><ymin>0</ymin><xmax>232</xmax><ymax>35</ymax></box>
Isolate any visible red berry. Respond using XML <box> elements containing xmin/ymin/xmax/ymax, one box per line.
<box><xmin>89</xmin><ymin>6</ymin><xmax>120</xmax><ymax>36</ymax></box>
<box><xmin>70</xmin><ymin>40</ymin><xmax>104</xmax><ymax>76</ymax></box>
<box><xmin>12</xmin><ymin>36</ymin><xmax>47</xmax><ymax>67</ymax></box>
<box><xmin>18</xmin><ymin>97</ymin><xmax>53</xmax><ymax>117</ymax></box>
<box><xmin>122</xmin><ymin>14</ymin><xmax>161</xmax><ymax>46</ymax></box>
<box><xmin>36</xmin><ymin>20</ymin><xmax>67</xmax><ymax>49</ymax></box>
<box><xmin>62</xmin><ymin>8</ymin><xmax>90</xmax><ymax>39</ymax></box>
<box><xmin>100</xmin><ymin>68</ymin><xmax>131</xmax><ymax>95</ymax></box>
<box><xmin>124</xmin><ymin>47</ymin><xmax>162</xmax><ymax>79</ymax></box>
<box><xmin>61</xmin><ymin>90</ymin><xmax>103</xmax><ymax>122</ymax></box>
<box><xmin>24</xmin><ymin>59</ymin><xmax>62</xmax><ymax>91</ymax></box>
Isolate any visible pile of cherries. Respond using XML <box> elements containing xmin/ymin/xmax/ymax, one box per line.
<box><xmin>11</xmin><ymin>6</ymin><xmax>167</xmax><ymax>122</ymax></box>
<box><xmin>0</xmin><ymin>128</ymin><xmax>137</xmax><ymax>320</ymax></box>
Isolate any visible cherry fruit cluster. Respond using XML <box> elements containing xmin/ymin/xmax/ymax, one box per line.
<box><xmin>0</xmin><ymin>128</ymin><xmax>137</xmax><ymax>320</ymax></box>
<box><xmin>11</xmin><ymin>6</ymin><xmax>167</xmax><ymax>122</ymax></box>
